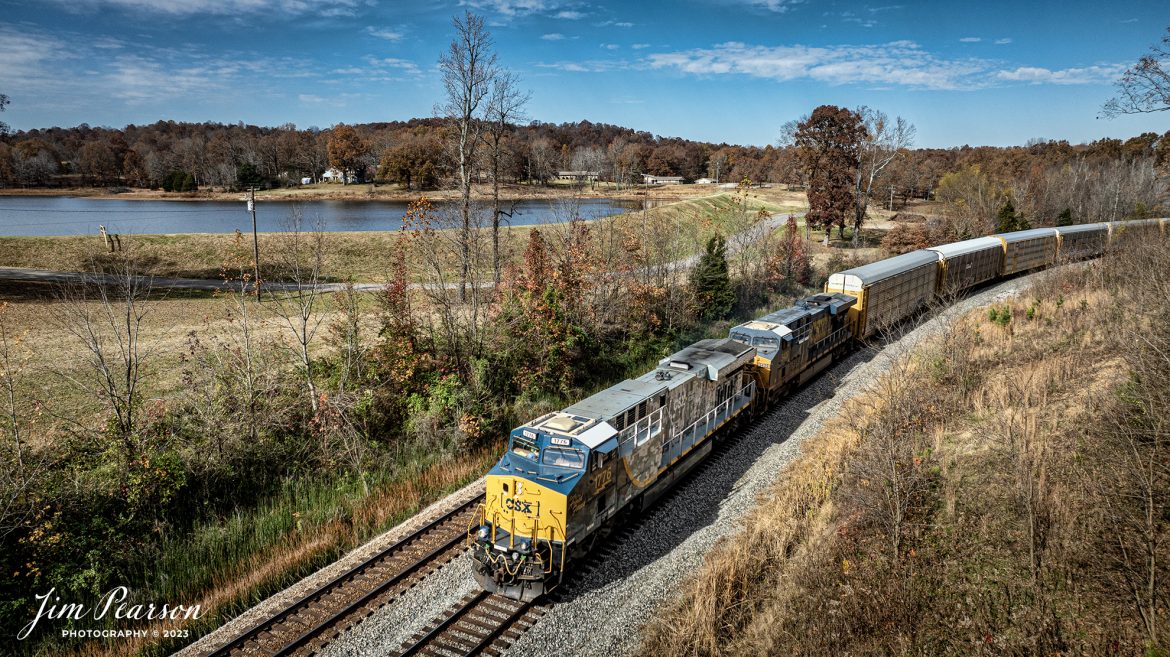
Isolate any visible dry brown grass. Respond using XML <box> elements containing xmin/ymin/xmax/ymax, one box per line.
<box><xmin>643</xmin><ymin>252</ymin><xmax>1159</xmax><ymax>656</ymax></box>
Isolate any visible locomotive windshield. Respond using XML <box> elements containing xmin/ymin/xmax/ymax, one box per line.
<box><xmin>511</xmin><ymin>435</ymin><xmax>540</xmax><ymax>461</ymax></box>
<box><xmin>542</xmin><ymin>447</ymin><xmax>585</xmax><ymax>469</ymax></box>
<box><xmin>753</xmin><ymin>336</ymin><xmax>779</xmax><ymax>348</ymax></box>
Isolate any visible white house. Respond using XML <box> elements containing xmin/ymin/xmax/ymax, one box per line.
<box><xmin>322</xmin><ymin>168</ymin><xmax>345</xmax><ymax>182</ymax></box>
<box><xmin>642</xmin><ymin>174</ymin><xmax>684</xmax><ymax>185</ymax></box>
<box><xmin>694</xmin><ymin>177</ymin><xmax>714</xmax><ymax>185</ymax></box>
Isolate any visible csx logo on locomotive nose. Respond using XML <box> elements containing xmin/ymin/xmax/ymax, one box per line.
<box><xmin>504</xmin><ymin>498</ymin><xmax>533</xmax><ymax>513</ymax></box>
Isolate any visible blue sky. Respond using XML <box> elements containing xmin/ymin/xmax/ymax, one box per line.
<box><xmin>0</xmin><ymin>0</ymin><xmax>1165</xmax><ymax>147</ymax></box>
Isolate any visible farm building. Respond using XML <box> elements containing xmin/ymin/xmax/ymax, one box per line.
<box><xmin>642</xmin><ymin>174</ymin><xmax>684</xmax><ymax>185</ymax></box>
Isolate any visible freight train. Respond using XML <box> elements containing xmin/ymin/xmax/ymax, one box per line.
<box><xmin>468</xmin><ymin>218</ymin><xmax>1168</xmax><ymax>601</ymax></box>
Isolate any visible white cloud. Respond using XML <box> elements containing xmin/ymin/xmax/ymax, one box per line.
<box><xmin>541</xmin><ymin>33</ymin><xmax>566</xmax><ymax>40</ymax></box>
<box><xmin>995</xmin><ymin>38</ymin><xmax>1012</xmax><ymax>45</ymax></box>
<box><xmin>648</xmin><ymin>40</ymin><xmax>985</xmax><ymax>90</ymax></box>
<box><xmin>461</xmin><ymin>0</ymin><xmax>550</xmax><ymax>17</ymax></box>
<box><xmin>632</xmin><ymin>43</ymin><xmax>651</xmax><ymax>49</ymax></box>
<box><xmin>298</xmin><ymin>94</ymin><xmax>325</xmax><ymax>103</ymax></box>
<box><xmin>996</xmin><ymin>64</ymin><xmax>1124</xmax><ymax>85</ymax></box>
<box><xmin>105</xmin><ymin>54</ymin><xmax>224</xmax><ymax>103</ymax></box>
<box><xmin>535</xmin><ymin>59</ymin><xmax>625</xmax><ymax>73</ymax></box>
<box><xmin>366</xmin><ymin>27</ymin><xmax>403</xmax><ymax>41</ymax></box>
<box><xmin>48</xmin><ymin>0</ymin><xmax>361</xmax><ymax>16</ymax></box>
<box><xmin>365</xmin><ymin>57</ymin><xmax>421</xmax><ymax>76</ymax></box>
<box><xmin>556</xmin><ymin>10</ymin><xmax>584</xmax><ymax>19</ymax></box>
<box><xmin>740</xmin><ymin>0</ymin><xmax>801</xmax><ymax>12</ymax></box>
<box><xmin>647</xmin><ymin>40</ymin><xmax>1126</xmax><ymax>91</ymax></box>
<box><xmin>614</xmin><ymin>21</ymin><xmax>633</xmax><ymax>27</ymax></box>
<box><xmin>601</xmin><ymin>43</ymin><xmax>619</xmax><ymax>50</ymax></box>
<box><xmin>959</xmin><ymin>37</ymin><xmax>982</xmax><ymax>43</ymax></box>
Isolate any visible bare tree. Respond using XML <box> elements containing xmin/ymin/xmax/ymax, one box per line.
<box><xmin>54</xmin><ymin>252</ymin><xmax>155</xmax><ymax>467</ymax></box>
<box><xmin>267</xmin><ymin>209</ymin><xmax>328</xmax><ymax>414</ymax></box>
<box><xmin>482</xmin><ymin>70</ymin><xmax>529</xmax><ymax>286</ymax></box>
<box><xmin>1104</xmin><ymin>27</ymin><xmax>1170</xmax><ymax>117</ymax></box>
<box><xmin>853</xmin><ymin>108</ymin><xmax>915</xmax><ymax>245</ymax></box>
<box><xmin>439</xmin><ymin>11</ymin><xmax>497</xmax><ymax>301</ymax></box>
<box><xmin>0</xmin><ymin>302</ymin><xmax>50</xmax><ymax>540</ymax></box>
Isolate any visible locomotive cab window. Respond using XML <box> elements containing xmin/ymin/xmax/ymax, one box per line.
<box><xmin>543</xmin><ymin>447</ymin><xmax>585</xmax><ymax>469</ymax></box>
<box><xmin>591</xmin><ymin>452</ymin><xmax>605</xmax><ymax>471</ymax></box>
<box><xmin>511</xmin><ymin>435</ymin><xmax>540</xmax><ymax>461</ymax></box>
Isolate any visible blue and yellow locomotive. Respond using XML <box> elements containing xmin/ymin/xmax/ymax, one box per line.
<box><xmin>469</xmin><ymin>338</ymin><xmax>757</xmax><ymax>600</ymax></box>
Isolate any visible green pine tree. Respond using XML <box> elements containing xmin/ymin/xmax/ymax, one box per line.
<box><xmin>691</xmin><ymin>234</ymin><xmax>735</xmax><ymax>320</ymax></box>
<box><xmin>1057</xmin><ymin>208</ymin><xmax>1074</xmax><ymax>226</ymax></box>
<box><xmin>997</xmin><ymin>200</ymin><xmax>1022</xmax><ymax>233</ymax></box>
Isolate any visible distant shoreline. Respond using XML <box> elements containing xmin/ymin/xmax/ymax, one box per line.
<box><xmin>0</xmin><ymin>183</ymin><xmax>687</xmax><ymax>204</ymax></box>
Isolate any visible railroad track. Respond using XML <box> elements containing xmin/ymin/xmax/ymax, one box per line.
<box><xmin>392</xmin><ymin>590</ymin><xmax>547</xmax><ymax>657</ymax></box>
<box><xmin>204</xmin><ymin>494</ymin><xmax>483</xmax><ymax>657</ymax></box>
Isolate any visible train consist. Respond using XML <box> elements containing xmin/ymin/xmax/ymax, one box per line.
<box><xmin>468</xmin><ymin>218</ymin><xmax>1168</xmax><ymax>601</ymax></box>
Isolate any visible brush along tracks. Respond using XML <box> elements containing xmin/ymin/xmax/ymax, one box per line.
<box><xmin>393</xmin><ymin>590</ymin><xmax>547</xmax><ymax>657</ymax></box>
<box><xmin>203</xmin><ymin>496</ymin><xmax>483</xmax><ymax>657</ymax></box>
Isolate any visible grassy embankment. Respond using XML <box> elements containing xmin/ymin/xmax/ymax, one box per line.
<box><xmin>0</xmin><ymin>192</ymin><xmax>800</xmax><ymax>283</ymax></box>
<box><xmin>644</xmin><ymin>239</ymin><xmax>1170</xmax><ymax>656</ymax></box>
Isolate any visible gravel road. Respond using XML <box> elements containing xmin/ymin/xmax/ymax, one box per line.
<box><xmin>308</xmin><ymin>272</ymin><xmax>1041</xmax><ymax>657</ymax></box>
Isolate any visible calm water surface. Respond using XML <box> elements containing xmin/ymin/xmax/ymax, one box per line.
<box><xmin>0</xmin><ymin>196</ymin><xmax>642</xmax><ymax>237</ymax></box>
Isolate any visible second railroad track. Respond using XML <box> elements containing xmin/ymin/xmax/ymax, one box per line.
<box><xmin>204</xmin><ymin>494</ymin><xmax>483</xmax><ymax>657</ymax></box>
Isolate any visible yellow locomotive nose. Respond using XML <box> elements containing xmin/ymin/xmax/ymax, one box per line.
<box><xmin>483</xmin><ymin>474</ymin><xmax>567</xmax><ymax>548</ymax></box>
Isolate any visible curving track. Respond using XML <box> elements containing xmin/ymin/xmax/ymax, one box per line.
<box><xmin>201</xmin><ymin>496</ymin><xmax>483</xmax><ymax>657</ymax></box>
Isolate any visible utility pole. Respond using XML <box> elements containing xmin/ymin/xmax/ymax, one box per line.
<box><xmin>247</xmin><ymin>187</ymin><xmax>261</xmax><ymax>300</ymax></box>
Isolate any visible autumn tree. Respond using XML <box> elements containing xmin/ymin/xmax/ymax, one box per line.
<box><xmin>440</xmin><ymin>11</ymin><xmax>497</xmax><ymax>301</ymax></box>
<box><xmin>690</xmin><ymin>234</ymin><xmax>735</xmax><ymax>320</ymax></box>
<box><xmin>768</xmin><ymin>215</ymin><xmax>811</xmax><ymax>289</ymax></box>
<box><xmin>378</xmin><ymin>133</ymin><xmax>442</xmax><ymax>190</ymax></box>
<box><xmin>1103</xmin><ymin>27</ymin><xmax>1170</xmax><ymax>117</ymax></box>
<box><xmin>326</xmin><ymin>123</ymin><xmax>367</xmax><ymax>184</ymax></box>
<box><xmin>792</xmin><ymin>105</ymin><xmax>866</xmax><ymax>242</ymax></box>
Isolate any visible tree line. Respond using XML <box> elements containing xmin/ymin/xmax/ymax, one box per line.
<box><xmin>0</xmin><ymin>103</ymin><xmax>1164</xmax><ymax>210</ymax></box>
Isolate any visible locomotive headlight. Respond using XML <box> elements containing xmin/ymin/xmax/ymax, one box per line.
<box><xmin>517</xmin><ymin>539</ymin><xmax>531</xmax><ymax>553</ymax></box>
<box><xmin>476</xmin><ymin>525</ymin><xmax>489</xmax><ymax>541</ymax></box>
<box><xmin>511</xmin><ymin>551</ymin><xmax>520</xmax><ymax>561</ymax></box>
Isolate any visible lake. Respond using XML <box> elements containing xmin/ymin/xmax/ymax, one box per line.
<box><xmin>0</xmin><ymin>196</ymin><xmax>644</xmax><ymax>237</ymax></box>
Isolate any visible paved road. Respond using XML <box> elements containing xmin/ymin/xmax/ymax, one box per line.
<box><xmin>0</xmin><ymin>211</ymin><xmax>805</xmax><ymax>293</ymax></box>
